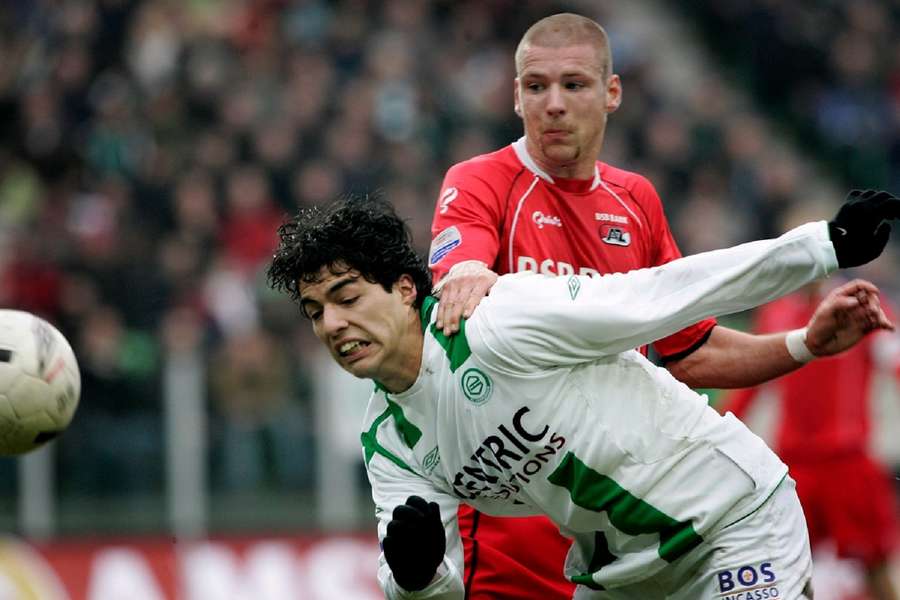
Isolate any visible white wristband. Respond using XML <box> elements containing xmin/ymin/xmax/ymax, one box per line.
<box><xmin>785</xmin><ymin>328</ymin><xmax>815</xmax><ymax>363</ymax></box>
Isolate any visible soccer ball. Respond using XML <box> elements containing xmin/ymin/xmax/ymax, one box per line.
<box><xmin>0</xmin><ymin>310</ymin><xmax>80</xmax><ymax>455</ymax></box>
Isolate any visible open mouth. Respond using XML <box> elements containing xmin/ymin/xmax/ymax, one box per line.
<box><xmin>338</xmin><ymin>340</ymin><xmax>369</xmax><ymax>357</ymax></box>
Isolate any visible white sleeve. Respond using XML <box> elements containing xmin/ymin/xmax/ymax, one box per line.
<box><xmin>466</xmin><ymin>221</ymin><xmax>838</xmax><ymax>370</ymax></box>
<box><xmin>367</xmin><ymin>457</ymin><xmax>464</xmax><ymax>600</ymax></box>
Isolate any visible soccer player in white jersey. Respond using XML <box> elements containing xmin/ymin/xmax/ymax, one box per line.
<box><xmin>268</xmin><ymin>190</ymin><xmax>899</xmax><ymax>599</ymax></box>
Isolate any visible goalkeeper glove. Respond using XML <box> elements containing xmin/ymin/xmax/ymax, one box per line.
<box><xmin>829</xmin><ymin>189</ymin><xmax>900</xmax><ymax>268</ymax></box>
<box><xmin>382</xmin><ymin>495</ymin><xmax>446</xmax><ymax>591</ymax></box>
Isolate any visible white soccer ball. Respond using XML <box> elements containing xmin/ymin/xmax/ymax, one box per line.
<box><xmin>0</xmin><ymin>310</ymin><xmax>80</xmax><ymax>455</ymax></box>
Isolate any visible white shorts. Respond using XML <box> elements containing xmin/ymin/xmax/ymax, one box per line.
<box><xmin>575</xmin><ymin>477</ymin><xmax>814</xmax><ymax>600</ymax></box>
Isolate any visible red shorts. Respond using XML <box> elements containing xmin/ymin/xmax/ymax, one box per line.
<box><xmin>787</xmin><ymin>453</ymin><xmax>899</xmax><ymax>567</ymax></box>
<box><xmin>458</xmin><ymin>505</ymin><xmax>574</xmax><ymax>599</ymax></box>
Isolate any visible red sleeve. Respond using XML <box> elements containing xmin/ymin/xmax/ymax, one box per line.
<box><xmin>429</xmin><ymin>162</ymin><xmax>507</xmax><ymax>283</ymax></box>
<box><xmin>632</xmin><ymin>178</ymin><xmax>718</xmax><ymax>358</ymax></box>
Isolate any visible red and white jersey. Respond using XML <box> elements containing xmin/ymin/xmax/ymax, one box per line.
<box><xmin>430</xmin><ymin>137</ymin><xmax>716</xmax><ymax>359</ymax></box>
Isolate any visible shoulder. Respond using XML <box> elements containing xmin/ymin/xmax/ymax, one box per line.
<box><xmin>599</xmin><ymin>162</ymin><xmax>661</xmax><ymax>204</ymax></box>
<box><xmin>445</xmin><ymin>145</ymin><xmax>524</xmax><ymax>186</ymax></box>
<box><xmin>599</xmin><ymin>162</ymin><xmax>668</xmax><ymax>230</ymax></box>
<box><xmin>463</xmin><ymin>273</ymin><xmax>545</xmax><ymax>360</ymax></box>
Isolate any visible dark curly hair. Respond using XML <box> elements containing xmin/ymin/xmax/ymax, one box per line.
<box><xmin>267</xmin><ymin>194</ymin><xmax>432</xmax><ymax>312</ymax></box>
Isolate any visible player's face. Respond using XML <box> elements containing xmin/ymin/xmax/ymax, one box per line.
<box><xmin>515</xmin><ymin>43</ymin><xmax>621</xmax><ymax>179</ymax></box>
<box><xmin>299</xmin><ymin>266</ymin><xmax>421</xmax><ymax>392</ymax></box>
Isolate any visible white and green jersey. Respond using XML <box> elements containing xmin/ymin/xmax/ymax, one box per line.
<box><xmin>364</xmin><ymin>222</ymin><xmax>838</xmax><ymax>599</ymax></box>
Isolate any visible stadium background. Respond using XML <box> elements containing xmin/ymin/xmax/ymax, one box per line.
<box><xmin>1</xmin><ymin>0</ymin><xmax>899</xmax><ymax>597</ymax></box>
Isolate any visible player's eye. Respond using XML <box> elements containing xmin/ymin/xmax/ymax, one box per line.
<box><xmin>526</xmin><ymin>82</ymin><xmax>543</xmax><ymax>92</ymax></box>
<box><xmin>340</xmin><ymin>296</ymin><xmax>359</xmax><ymax>307</ymax></box>
<box><xmin>565</xmin><ymin>81</ymin><xmax>584</xmax><ymax>90</ymax></box>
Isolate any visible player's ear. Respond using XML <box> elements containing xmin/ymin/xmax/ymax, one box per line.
<box><xmin>396</xmin><ymin>274</ymin><xmax>417</xmax><ymax>307</ymax></box>
<box><xmin>605</xmin><ymin>74</ymin><xmax>622</xmax><ymax>113</ymax></box>
<box><xmin>514</xmin><ymin>79</ymin><xmax>523</xmax><ymax>118</ymax></box>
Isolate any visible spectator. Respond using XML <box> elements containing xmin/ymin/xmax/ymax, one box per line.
<box><xmin>209</xmin><ymin>326</ymin><xmax>310</xmax><ymax>491</ymax></box>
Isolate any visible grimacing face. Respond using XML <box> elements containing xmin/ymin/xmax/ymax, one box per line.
<box><xmin>515</xmin><ymin>43</ymin><xmax>621</xmax><ymax>179</ymax></box>
<box><xmin>298</xmin><ymin>267</ymin><xmax>421</xmax><ymax>392</ymax></box>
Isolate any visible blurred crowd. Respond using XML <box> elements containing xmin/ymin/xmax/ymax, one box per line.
<box><xmin>0</xmin><ymin>0</ymin><xmax>896</xmax><ymax>530</ymax></box>
<box><xmin>687</xmin><ymin>0</ymin><xmax>900</xmax><ymax>192</ymax></box>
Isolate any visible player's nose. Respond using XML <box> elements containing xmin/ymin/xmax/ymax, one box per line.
<box><xmin>545</xmin><ymin>84</ymin><xmax>566</xmax><ymax>116</ymax></box>
<box><xmin>321</xmin><ymin>305</ymin><xmax>349</xmax><ymax>336</ymax></box>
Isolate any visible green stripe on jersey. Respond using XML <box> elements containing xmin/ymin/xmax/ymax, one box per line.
<box><xmin>360</xmin><ymin>393</ymin><xmax>422</xmax><ymax>472</ymax></box>
<box><xmin>361</xmin><ymin>406</ymin><xmax>413</xmax><ymax>472</ymax></box>
<box><xmin>386</xmin><ymin>398</ymin><xmax>422</xmax><ymax>448</ymax></box>
<box><xmin>548</xmin><ymin>452</ymin><xmax>702</xmax><ymax>564</ymax></box>
<box><xmin>420</xmin><ymin>296</ymin><xmax>438</xmax><ymax>331</ymax></box>
<box><xmin>429</xmin><ymin>320</ymin><xmax>471</xmax><ymax>372</ymax></box>
<box><xmin>367</xmin><ymin>385</ymin><xmax>422</xmax><ymax>449</ymax></box>
<box><xmin>570</xmin><ymin>531</ymin><xmax>617</xmax><ymax>590</ymax></box>
<box><xmin>421</xmin><ymin>295</ymin><xmax>472</xmax><ymax>371</ymax></box>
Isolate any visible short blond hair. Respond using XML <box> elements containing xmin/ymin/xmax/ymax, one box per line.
<box><xmin>515</xmin><ymin>13</ymin><xmax>612</xmax><ymax>79</ymax></box>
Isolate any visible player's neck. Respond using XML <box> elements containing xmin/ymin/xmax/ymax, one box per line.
<box><xmin>544</xmin><ymin>162</ymin><xmax>594</xmax><ymax>180</ymax></box>
<box><xmin>376</xmin><ymin>320</ymin><xmax>425</xmax><ymax>394</ymax></box>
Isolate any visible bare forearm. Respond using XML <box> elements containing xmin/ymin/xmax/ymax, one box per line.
<box><xmin>667</xmin><ymin>280</ymin><xmax>894</xmax><ymax>389</ymax></box>
<box><xmin>665</xmin><ymin>326</ymin><xmax>801</xmax><ymax>389</ymax></box>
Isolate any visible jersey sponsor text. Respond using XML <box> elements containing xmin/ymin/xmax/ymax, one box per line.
<box><xmin>452</xmin><ymin>406</ymin><xmax>567</xmax><ymax>502</ymax></box>
<box><xmin>595</xmin><ymin>212</ymin><xmax>629</xmax><ymax>224</ymax></box>
<box><xmin>717</xmin><ymin>562</ymin><xmax>779</xmax><ymax>599</ymax></box>
<box><xmin>517</xmin><ymin>256</ymin><xmax>600</xmax><ymax>277</ymax></box>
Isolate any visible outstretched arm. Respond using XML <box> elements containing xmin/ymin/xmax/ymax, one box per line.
<box><xmin>467</xmin><ymin>188</ymin><xmax>900</xmax><ymax>371</ymax></box>
<box><xmin>434</xmin><ymin>189</ymin><xmax>900</xmax><ymax>340</ymax></box>
<box><xmin>666</xmin><ymin>279</ymin><xmax>894</xmax><ymax>389</ymax></box>
<box><xmin>467</xmin><ymin>221</ymin><xmax>839</xmax><ymax>369</ymax></box>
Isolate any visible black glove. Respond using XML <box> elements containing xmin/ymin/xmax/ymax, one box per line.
<box><xmin>829</xmin><ymin>189</ymin><xmax>900</xmax><ymax>268</ymax></box>
<box><xmin>382</xmin><ymin>495</ymin><xmax>446</xmax><ymax>591</ymax></box>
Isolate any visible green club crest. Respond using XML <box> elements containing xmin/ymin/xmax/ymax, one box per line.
<box><xmin>461</xmin><ymin>368</ymin><xmax>493</xmax><ymax>405</ymax></box>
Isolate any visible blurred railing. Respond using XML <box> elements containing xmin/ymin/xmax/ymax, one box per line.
<box><xmin>10</xmin><ymin>342</ymin><xmax>372</xmax><ymax>539</ymax></box>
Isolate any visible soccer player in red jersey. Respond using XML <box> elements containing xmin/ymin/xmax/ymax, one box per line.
<box><xmin>427</xmin><ymin>12</ymin><xmax>890</xmax><ymax>600</ymax></box>
<box><xmin>721</xmin><ymin>282</ymin><xmax>900</xmax><ymax>600</ymax></box>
